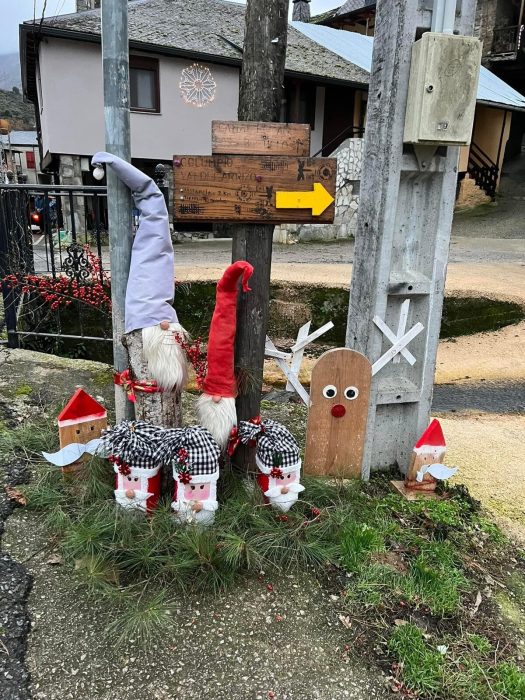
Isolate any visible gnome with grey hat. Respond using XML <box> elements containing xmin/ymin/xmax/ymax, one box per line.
<box><xmin>91</xmin><ymin>152</ymin><xmax>188</xmax><ymax>400</ymax></box>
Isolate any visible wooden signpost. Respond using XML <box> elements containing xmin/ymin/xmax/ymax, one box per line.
<box><xmin>174</xmin><ymin>121</ymin><xmax>336</xmax><ymax>225</ymax></box>
<box><xmin>212</xmin><ymin>121</ymin><xmax>311</xmax><ymax>156</ymax></box>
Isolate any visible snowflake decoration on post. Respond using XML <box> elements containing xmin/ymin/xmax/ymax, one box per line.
<box><xmin>179</xmin><ymin>64</ymin><xmax>217</xmax><ymax>108</ymax></box>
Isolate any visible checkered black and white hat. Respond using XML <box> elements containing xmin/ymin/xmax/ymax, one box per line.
<box><xmin>237</xmin><ymin>419</ymin><xmax>301</xmax><ymax>475</ymax></box>
<box><xmin>158</xmin><ymin>426</ymin><xmax>220</xmax><ymax>484</ymax></box>
<box><xmin>100</xmin><ymin>421</ymin><xmax>164</xmax><ymax>476</ymax></box>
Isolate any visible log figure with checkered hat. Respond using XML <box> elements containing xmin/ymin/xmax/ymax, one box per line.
<box><xmin>237</xmin><ymin>419</ymin><xmax>305</xmax><ymax>512</ymax></box>
<box><xmin>161</xmin><ymin>427</ymin><xmax>221</xmax><ymax>525</ymax></box>
<box><xmin>100</xmin><ymin>421</ymin><xmax>165</xmax><ymax>513</ymax></box>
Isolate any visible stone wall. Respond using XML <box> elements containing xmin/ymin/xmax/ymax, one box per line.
<box><xmin>274</xmin><ymin>138</ymin><xmax>364</xmax><ymax>244</ymax></box>
<box><xmin>475</xmin><ymin>0</ymin><xmax>498</xmax><ymax>61</ymax></box>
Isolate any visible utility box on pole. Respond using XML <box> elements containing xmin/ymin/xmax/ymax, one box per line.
<box><xmin>346</xmin><ymin>0</ymin><xmax>479</xmax><ymax>478</ymax></box>
<box><xmin>404</xmin><ymin>32</ymin><xmax>481</xmax><ymax>145</ymax></box>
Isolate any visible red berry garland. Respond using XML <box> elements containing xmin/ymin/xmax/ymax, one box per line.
<box><xmin>175</xmin><ymin>448</ymin><xmax>192</xmax><ymax>484</ymax></box>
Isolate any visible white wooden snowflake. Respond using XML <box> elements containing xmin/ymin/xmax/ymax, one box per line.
<box><xmin>179</xmin><ymin>64</ymin><xmax>217</xmax><ymax>108</ymax></box>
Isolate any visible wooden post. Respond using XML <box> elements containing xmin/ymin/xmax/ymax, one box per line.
<box><xmin>230</xmin><ymin>0</ymin><xmax>290</xmax><ymax>468</ymax></box>
<box><xmin>346</xmin><ymin>0</ymin><xmax>477</xmax><ymax>477</ymax></box>
<box><xmin>101</xmin><ymin>0</ymin><xmax>134</xmax><ymax>422</ymax></box>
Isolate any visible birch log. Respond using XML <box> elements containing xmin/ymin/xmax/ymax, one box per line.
<box><xmin>124</xmin><ymin>330</ymin><xmax>182</xmax><ymax>496</ymax></box>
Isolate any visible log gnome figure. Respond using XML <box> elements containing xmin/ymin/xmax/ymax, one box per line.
<box><xmin>405</xmin><ymin>419</ymin><xmax>458</xmax><ymax>492</ymax></box>
<box><xmin>162</xmin><ymin>427</ymin><xmax>221</xmax><ymax>525</ymax></box>
<box><xmin>100</xmin><ymin>421</ymin><xmax>165</xmax><ymax>513</ymax></box>
<box><xmin>197</xmin><ymin>261</ymin><xmax>254</xmax><ymax>449</ymax></box>
<box><xmin>237</xmin><ymin>419</ymin><xmax>305</xmax><ymax>512</ymax></box>
<box><xmin>91</xmin><ymin>152</ymin><xmax>187</xmax><ymax>395</ymax></box>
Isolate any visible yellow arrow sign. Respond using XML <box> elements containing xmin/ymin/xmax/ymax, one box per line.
<box><xmin>275</xmin><ymin>182</ymin><xmax>335</xmax><ymax>216</ymax></box>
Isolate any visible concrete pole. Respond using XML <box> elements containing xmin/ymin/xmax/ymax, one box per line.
<box><xmin>346</xmin><ymin>0</ymin><xmax>477</xmax><ymax>478</ymax></box>
<box><xmin>101</xmin><ymin>0</ymin><xmax>134</xmax><ymax>421</ymax></box>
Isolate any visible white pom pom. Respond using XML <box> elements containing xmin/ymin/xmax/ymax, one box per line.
<box><xmin>93</xmin><ymin>165</ymin><xmax>105</xmax><ymax>181</ymax></box>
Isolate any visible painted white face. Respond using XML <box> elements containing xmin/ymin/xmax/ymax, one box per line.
<box><xmin>118</xmin><ymin>473</ymin><xmax>143</xmax><ymax>492</ymax></box>
<box><xmin>184</xmin><ymin>482</ymin><xmax>212</xmax><ymax>501</ymax></box>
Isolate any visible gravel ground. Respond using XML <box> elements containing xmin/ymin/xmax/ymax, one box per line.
<box><xmin>0</xmin><ymin>459</ymin><xmax>32</xmax><ymax>700</ymax></box>
<box><xmin>3</xmin><ymin>510</ymin><xmax>390</xmax><ymax>700</ymax></box>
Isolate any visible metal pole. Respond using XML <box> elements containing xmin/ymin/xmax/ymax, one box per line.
<box><xmin>101</xmin><ymin>0</ymin><xmax>134</xmax><ymax>421</ymax></box>
<box><xmin>442</xmin><ymin>0</ymin><xmax>456</xmax><ymax>34</ymax></box>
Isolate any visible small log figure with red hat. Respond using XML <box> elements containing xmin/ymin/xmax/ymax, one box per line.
<box><xmin>99</xmin><ymin>421</ymin><xmax>166</xmax><ymax>513</ymax></box>
<box><xmin>400</xmin><ymin>418</ymin><xmax>458</xmax><ymax>496</ymax></box>
<box><xmin>41</xmin><ymin>388</ymin><xmax>107</xmax><ymax>474</ymax></box>
<box><xmin>91</xmin><ymin>152</ymin><xmax>188</xmax><ymax>425</ymax></box>
<box><xmin>234</xmin><ymin>419</ymin><xmax>305</xmax><ymax>512</ymax></box>
<box><xmin>196</xmin><ymin>261</ymin><xmax>254</xmax><ymax>450</ymax></box>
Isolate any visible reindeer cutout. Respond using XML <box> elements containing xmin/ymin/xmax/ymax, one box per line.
<box><xmin>304</xmin><ymin>348</ymin><xmax>372</xmax><ymax>478</ymax></box>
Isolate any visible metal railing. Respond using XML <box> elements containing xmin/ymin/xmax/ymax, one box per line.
<box><xmin>0</xmin><ymin>183</ymin><xmax>110</xmax><ymax>350</ymax></box>
<box><xmin>467</xmin><ymin>142</ymin><xmax>499</xmax><ymax>199</ymax></box>
<box><xmin>491</xmin><ymin>24</ymin><xmax>524</xmax><ymax>56</ymax></box>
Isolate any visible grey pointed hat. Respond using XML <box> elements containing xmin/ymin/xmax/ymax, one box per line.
<box><xmin>91</xmin><ymin>152</ymin><xmax>178</xmax><ymax>333</ymax></box>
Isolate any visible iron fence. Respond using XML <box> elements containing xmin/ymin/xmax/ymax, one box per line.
<box><xmin>0</xmin><ymin>183</ymin><xmax>111</xmax><ymax>353</ymax></box>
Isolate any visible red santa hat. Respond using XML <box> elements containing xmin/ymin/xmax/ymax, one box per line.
<box><xmin>203</xmin><ymin>261</ymin><xmax>254</xmax><ymax>398</ymax></box>
<box><xmin>413</xmin><ymin>419</ymin><xmax>446</xmax><ymax>457</ymax></box>
<box><xmin>196</xmin><ymin>261</ymin><xmax>253</xmax><ymax>449</ymax></box>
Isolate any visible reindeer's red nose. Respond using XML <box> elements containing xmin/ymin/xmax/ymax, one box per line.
<box><xmin>331</xmin><ymin>404</ymin><xmax>346</xmax><ymax>418</ymax></box>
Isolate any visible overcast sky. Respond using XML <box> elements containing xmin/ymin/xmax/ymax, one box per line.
<box><xmin>0</xmin><ymin>0</ymin><xmax>342</xmax><ymax>55</ymax></box>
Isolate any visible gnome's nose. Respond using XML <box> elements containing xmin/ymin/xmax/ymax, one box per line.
<box><xmin>281</xmin><ymin>486</ymin><xmax>289</xmax><ymax>495</ymax></box>
<box><xmin>331</xmin><ymin>404</ymin><xmax>346</xmax><ymax>418</ymax></box>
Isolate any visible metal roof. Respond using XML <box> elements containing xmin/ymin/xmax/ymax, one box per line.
<box><xmin>0</xmin><ymin>130</ymin><xmax>38</xmax><ymax>146</ymax></box>
<box><xmin>293</xmin><ymin>21</ymin><xmax>525</xmax><ymax>111</ymax></box>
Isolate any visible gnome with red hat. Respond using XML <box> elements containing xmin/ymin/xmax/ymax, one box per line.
<box><xmin>90</xmin><ymin>152</ymin><xmax>188</xmax><ymax>394</ymax></box>
<box><xmin>405</xmin><ymin>419</ymin><xmax>458</xmax><ymax>492</ymax></box>
<box><xmin>196</xmin><ymin>261</ymin><xmax>254</xmax><ymax>449</ymax></box>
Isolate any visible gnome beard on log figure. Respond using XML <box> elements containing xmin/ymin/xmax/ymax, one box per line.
<box><xmin>197</xmin><ymin>261</ymin><xmax>254</xmax><ymax>450</ymax></box>
<box><xmin>405</xmin><ymin>419</ymin><xmax>458</xmax><ymax>492</ymax></box>
<box><xmin>91</xmin><ymin>152</ymin><xmax>187</xmax><ymax>394</ymax></box>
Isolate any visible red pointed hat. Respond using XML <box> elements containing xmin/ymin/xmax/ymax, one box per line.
<box><xmin>203</xmin><ymin>261</ymin><xmax>254</xmax><ymax>398</ymax></box>
<box><xmin>413</xmin><ymin>419</ymin><xmax>446</xmax><ymax>454</ymax></box>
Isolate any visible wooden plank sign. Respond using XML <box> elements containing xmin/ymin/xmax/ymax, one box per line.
<box><xmin>173</xmin><ymin>155</ymin><xmax>336</xmax><ymax>224</ymax></box>
<box><xmin>304</xmin><ymin>348</ymin><xmax>372</xmax><ymax>479</ymax></box>
<box><xmin>212</xmin><ymin>121</ymin><xmax>311</xmax><ymax>156</ymax></box>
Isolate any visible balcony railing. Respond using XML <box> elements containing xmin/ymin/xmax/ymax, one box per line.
<box><xmin>491</xmin><ymin>24</ymin><xmax>524</xmax><ymax>57</ymax></box>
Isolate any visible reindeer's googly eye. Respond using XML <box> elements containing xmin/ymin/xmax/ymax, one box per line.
<box><xmin>344</xmin><ymin>386</ymin><xmax>359</xmax><ymax>400</ymax></box>
<box><xmin>322</xmin><ymin>385</ymin><xmax>337</xmax><ymax>399</ymax></box>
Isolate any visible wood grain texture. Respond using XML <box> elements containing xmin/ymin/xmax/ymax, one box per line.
<box><xmin>59</xmin><ymin>416</ymin><xmax>107</xmax><ymax>471</ymax></box>
<box><xmin>124</xmin><ymin>330</ymin><xmax>182</xmax><ymax>496</ymax></box>
<box><xmin>173</xmin><ymin>155</ymin><xmax>336</xmax><ymax>224</ymax></box>
<box><xmin>212</xmin><ymin>121</ymin><xmax>311</xmax><ymax>156</ymax></box>
<box><xmin>304</xmin><ymin>348</ymin><xmax>372</xmax><ymax>478</ymax></box>
<box><xmin>345</xmin><ymin>0</ymin><xmax>477</xmax><ymax>477</ymax></box>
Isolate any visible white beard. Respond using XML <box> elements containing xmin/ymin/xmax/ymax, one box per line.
<box><xmin>172</xmin><ymin>499</ymin><xmax>218</xmax><ymax>526</ymax></box>
<box><xmin>264</xmin><ymin>483</ymin><xmax>305</xmax><ymax>512</ymax></box>
<box><xmin>196</xmin><ymin>394</ymin><xmax>237</xmax><ymax>450</ymax></box>
<box><xmin>114</xmin><ymin>489</ymin><xmax>152</xmax><ymax>512</ymax></box>
<box><xmin>141</xmin><ymin>323</ymin><xmax>188</xmax><ymax>392</ymax></box>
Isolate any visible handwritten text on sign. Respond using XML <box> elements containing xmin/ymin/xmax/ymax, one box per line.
<box><xmin>173</xmin><ymin>155</ymin><xmax>336</xmax><ymax>224</ymax></box>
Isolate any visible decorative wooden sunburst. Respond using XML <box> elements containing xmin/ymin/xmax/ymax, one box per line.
<box><xmin>179</xmin><ymin>64</ymin><xmax>217</xmax><ymax>108</ymax></box>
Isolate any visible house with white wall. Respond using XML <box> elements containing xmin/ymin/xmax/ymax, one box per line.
<box><xmin>19</xmin><ymin>0</ymin><xmax>525</xmax><ymax>237</ymax></box>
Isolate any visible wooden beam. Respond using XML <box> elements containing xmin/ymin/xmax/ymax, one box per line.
<box><xmin>230</xmin><ymin>0</ymin><xmax>291</xmax><ymax>472</ymax></box>
<box><xmin>212</xmin><ymin>120</ymin><xmax>311</xmax><ymax>156</ymax></box>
